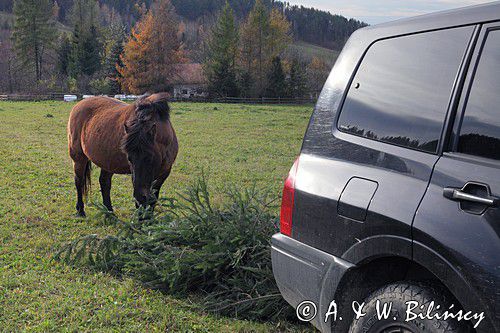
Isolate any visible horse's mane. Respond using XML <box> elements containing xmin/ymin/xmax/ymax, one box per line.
<box><xmin>121</xmin><ymin>93</ymin><xmax>170</xmax><ymax>154</ymax></box>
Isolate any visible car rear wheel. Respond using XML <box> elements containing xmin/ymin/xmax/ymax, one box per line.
<box><xmin>348</xmin><ymin>282</ymin><xmax>471</xmax><ymax>333</ymax></box>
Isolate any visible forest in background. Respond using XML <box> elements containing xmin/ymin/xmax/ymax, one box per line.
<box><xmin>0</xmin><ymin>0</ymin><xmax>367</xmax><ymax>97</ymax></box>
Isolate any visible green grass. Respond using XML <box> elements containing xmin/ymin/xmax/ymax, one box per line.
<box><xmin>288</xmin><ymin>41</ymin><xmax>339</xmax><ymax>67</ymax></box>
<box><xmin>0</xmin><ymin>101</ymin><xmax>314</xmax><ymax>332</ymax></box>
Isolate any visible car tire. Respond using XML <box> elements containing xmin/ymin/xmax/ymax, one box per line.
<box><xmin>348</xmin><ymin>282</ymin><xmax>472</xmax><ymax>333</ymax></box>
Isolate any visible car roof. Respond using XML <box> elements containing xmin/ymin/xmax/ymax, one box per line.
<box><xmin>359</xmin><ymin>1</ymin><xmax>500</xmax><ymax>39</ymax></box>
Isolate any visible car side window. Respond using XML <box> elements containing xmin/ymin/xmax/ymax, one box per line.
<box><xmin>458</xmin><ymin>29</ymin><xmax>500</xmax><ymax>161</ymax></box>
<box><xmin>337</xmin><ymin>27</ymin><xmax>474</xmax><ymax>153</ymax></box>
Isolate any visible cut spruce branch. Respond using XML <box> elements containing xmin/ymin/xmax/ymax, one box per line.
<box><xmin>55</xmin><ymin>176</ymin><xmax>294</xmax><ymax>321</ymax></box>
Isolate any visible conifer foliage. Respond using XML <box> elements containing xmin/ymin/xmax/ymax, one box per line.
<box><xmin>12</xmin><ymin>0</ymin><xmax>57</xmax><ymax>82</ymax></box>
<box><xmin>56</xmin><ymin>177</ymin><xmax>292</xmax><ymax>320</ymax></box>
<box><xmin>286</xmin><ymin>58</ymin><xmax>308</xmax><ymax>98</ymax></box>
<box><xmin>265</xmin><ymin>56</ymin><xmax>286</xmax><ymax>98</ymax></box>
<box><xmin>67</xmin><ymin>0</ymin><xmax>102</xmax><ymax>86</ymax></box>
<box><xmin>204</xmin><ymin>2</ymin><xmax>240</xmax><ymax>97</ymax></box>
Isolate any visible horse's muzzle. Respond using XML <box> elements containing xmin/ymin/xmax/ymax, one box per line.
<box><xmin>134</xmin><ymin>194</ymin><xmax>157</xmax><ymax>209</ymax></box>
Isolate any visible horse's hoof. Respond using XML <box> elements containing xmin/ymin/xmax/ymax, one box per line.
<box><xmin>76</xmin><ymin>211</ymin><xmax>86</xmax><ymax>218</ymax></box>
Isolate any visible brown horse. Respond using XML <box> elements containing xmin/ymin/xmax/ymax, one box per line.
<box><xmin>67</xmin><ymin>93</ymin><xmax>178</xmax><ymax>217</ymax></box>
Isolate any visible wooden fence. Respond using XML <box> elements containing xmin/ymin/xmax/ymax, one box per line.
<box><xmin>0</xmin><ymin>93</ymin><xmax>67</xmax><ymax>101</ymax></box>
<box><xmin>0</xmin><ymin>94</ymin><xmax>316</xmax><ymax>105</ymax></box>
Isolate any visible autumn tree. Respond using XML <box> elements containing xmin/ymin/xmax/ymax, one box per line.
<box><xmin>268</xmin><ymin>9</ymin><xmax>292</xmax><ymax>59</ymax></box>
<box><xmin>52</xmin><ymin>1</ymin><xmax>61</xmax><ymax>20</ymax></box>
<box><xmin>204</xmin><ymin>2</ymin><xmax>239</xmax><ymax>97</ymax></box>
<box><xmin>118</xmin><ymin>0</ymin><xmax>185</xmax><ymax>94</ymax></box>
<box><xmin>307</xmin><ymin>56</ymin><xmax>330</xmax><ymax>96</ymax></box>
<box><xmin>239</xmin><ymin>0</ymin><xmax>291</xmax><ymax>96</ymax></box>
<box><xmin>12</xmin><ymin>0</ymin><xmax>57</xmax><ymax>82</ymax></box>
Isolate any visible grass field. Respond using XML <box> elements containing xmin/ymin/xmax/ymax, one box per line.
<box><xmin>287</xmin><ymin>41</ymin><xmax>340</xmax><ymax>67</ymax></box>
<box><xmin>0</xmin><ymin>101</ymin><xmax>314</xmax><ymax>332</ymax></box>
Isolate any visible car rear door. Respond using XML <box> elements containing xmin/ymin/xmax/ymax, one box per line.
<box><xmin>293</xmin><ymin>26</ymin><xmax>476</xmax><ymax>262</ymax></box>
<box><xmin>413</xmin><ymin>23</ymin><xmax>500</xmax><ymax>333</ymax></box>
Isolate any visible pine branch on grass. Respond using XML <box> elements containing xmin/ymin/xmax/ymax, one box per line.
<box><xmin>54</xmin><ymin>176</ymin><xmax>294</xmax><ymax>321</ymax></box>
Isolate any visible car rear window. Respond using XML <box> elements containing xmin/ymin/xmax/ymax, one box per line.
<box><xmin>458</xmin><ymin>29</ymin><xmax>500</xmax><ymax>161</ymax></box>
<box><xmin>337</xmin><ymin>27</ymin><xmax>474</xmax><ymax>153</ymax></box>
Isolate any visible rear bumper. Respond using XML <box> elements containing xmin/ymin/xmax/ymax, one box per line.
<box><xmin>271</xmin><ymin>233</ymin><xmax>355</xmax><ymax>333</ymax></box>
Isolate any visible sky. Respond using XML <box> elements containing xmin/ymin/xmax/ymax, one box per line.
<box><xmin>286</xmin><ymin>0</ymin><xmax>493</xmax><ymax>24</ymax></box>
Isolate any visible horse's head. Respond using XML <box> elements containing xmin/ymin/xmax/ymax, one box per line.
<box><xmin>122</xmin><ymin>94</ymin><xmax>170</xmax><ymax>207</ymax></box>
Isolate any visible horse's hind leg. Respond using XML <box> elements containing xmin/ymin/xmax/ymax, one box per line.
<box><xmin>73</xmin><ymin>157</ymin><xmax>91</xmax><ymax>217</ymax></box>
<box><xmin>99</xmin><ymin>170</ymin><xmax>113</xmax><ymax>212</ymax></box>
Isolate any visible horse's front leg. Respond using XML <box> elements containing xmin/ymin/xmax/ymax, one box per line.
<box><xmin>99</xmin><ymin>169</ymin><xmax>114</xmax><ymax>212</ymax></box>
<box><xmin>151</xmin><ymin>168</ymin><xmax>172</xmax><ymax>208</ymax></box>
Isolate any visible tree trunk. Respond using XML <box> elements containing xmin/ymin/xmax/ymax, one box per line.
<box><xmin>35</xmin><ymin>44</ymin><xmax>40</xmax><ymax>82</ymax></box>
<box><xmin>8</xmin><ymin>57</ymin><xmax>13</xmax><ymax>94</ymax></box>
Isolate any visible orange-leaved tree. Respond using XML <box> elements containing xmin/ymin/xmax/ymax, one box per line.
<box><xmin>118</xmin><ymin>0</ymin><xmax>185</xmax><ymax>94</ymax></box>
<box><xmin>239</xmin><ymin>0</ymin><xmax>291</xmax><ymax>97</ymax></box>
<box><xmin>307</xmin><ymin>56</ymin><xmax>330</xmax><ymax>95</ymax></box>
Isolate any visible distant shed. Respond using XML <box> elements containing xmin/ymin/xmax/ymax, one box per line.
<box><xmin>172</xmin><ymin>63</ymin><xmax>208</xmax><ymax>99</ymax></box>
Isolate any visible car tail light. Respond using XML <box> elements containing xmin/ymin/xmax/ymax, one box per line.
<box><xmin>280</xmin><ymin>157</ymin><xmax>300</xmax><ymax>237</ymax></box>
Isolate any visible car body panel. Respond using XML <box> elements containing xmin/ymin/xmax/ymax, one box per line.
<box><xmin>413</xmin><ymin>22</ymin><xmax>500</xmax><ymax>333</ymax></box>
<box><xmin>272</xmin><ymin>3</ymin><xmax>500</xmax><ymax>333</ymax></box>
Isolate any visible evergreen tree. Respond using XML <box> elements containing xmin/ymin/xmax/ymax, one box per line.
<box><xmin>100</xmin><ymin>20</ymin><xmax>126</xmax><ymax>94</ymax></box>
<box><xmin>70</xmin><ymin>0</ymin><xmax>99</xmax><ymax>29</ymax></box>
<box><xmin>68</xmin><ymin>23</ymin><xmax>83</xmax><ymax>77</ymax></box>
<box><xmin>12</xmin><ymin>0</ymin><xmax>57</xmax><ymax>82</ymax></box>
<box><xmin>105</xmin><ymin>38</ymin><xmax>124</xmax><ymax>94</ymax></box>
<box><xmin>205</xmin><ymin>2</ymin><xmax>239</xmax><ymax>97</ymax></box>
<box><xmin>287</xmin><ymin>59</ymin><xmax>308</xmax><ymax>98</ymax></box>
<box><xmin>80</xmin><ymin>25</ymin><xmax>101</xmax><ymax>75</ymax></box>
<box><xmin>68</xmin><ymin>0</ymin><xmax>102</xmax><ymax>78</ymax></box>
<box><xmin>57</xmin><ymin>34</ymin><xmax>72</xmax><ymax>75</ymax></box>
<box><xmin>265</xmin><ymin>56</ymin><xmax>286</xmax><ymax>98</ymax></box>
<box><xmin>239</xmin><ymin>71</ymin><xmax>253</xmax><ymax>98</ymax></box>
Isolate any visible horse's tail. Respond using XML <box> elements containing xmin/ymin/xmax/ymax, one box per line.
<box><xmin>82</xmin><ymin>160</ymin><xmax>92</xmax><ymax>200</ymax></box>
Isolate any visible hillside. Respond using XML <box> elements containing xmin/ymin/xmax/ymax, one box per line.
<box><xmin>0</xmin><ymin>1</ymin><xmax>353</xmax><ymax>95</ymax></box>
<box><xmin>0</xmin><ymin>8</ymin><xmax>338</xmax><ymax>68</ymax></box>
<box><xmin>0</xmin><ymin>11</ymin><xmax>13</xmax><ymax>26</ymax></box>
<box><xmin>0</xmin><ymin>0</ymin><xmax>367</xmax><ymax>51</ymax></box>
<box><xmin>0</xmin><ymin>11</ymin><xmax>71</xmax><ymax>33</ymax></box>
<box><xmin>287</xmin><ymin>41</ymin><xmax>340</xmax><ymax>67</ymax></box>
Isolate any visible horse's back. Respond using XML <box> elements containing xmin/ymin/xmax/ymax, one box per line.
<box><xmin>70</xmin><ymin>96</ymin><xmax>126</xmax><ymax>119</ymax></box>
<box><xmin>68</xmin><ymin>97</ymin><xmax>130</xmax><ymax>172</ymax></box>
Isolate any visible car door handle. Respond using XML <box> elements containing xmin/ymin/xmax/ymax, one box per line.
<box><xmin>443</xmin><ymin>187</ymin><xmax>498</xmax><ymax>206</ymax></box>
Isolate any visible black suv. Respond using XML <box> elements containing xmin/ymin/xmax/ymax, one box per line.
<box><xmin>272</xmin><ymin>3</ymin><xmax>500</xmax><ymax>333</ymax></box>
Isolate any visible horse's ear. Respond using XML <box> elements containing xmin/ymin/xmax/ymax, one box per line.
<box><xmin>124</xmin><ymin>123</ymin><xmax>129</xmax><ymax>133</ymax></box>
<box><xmin>148</xmin><ymin>94</ymin><xmax>170</xmax><ymax>120</ymax></box>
